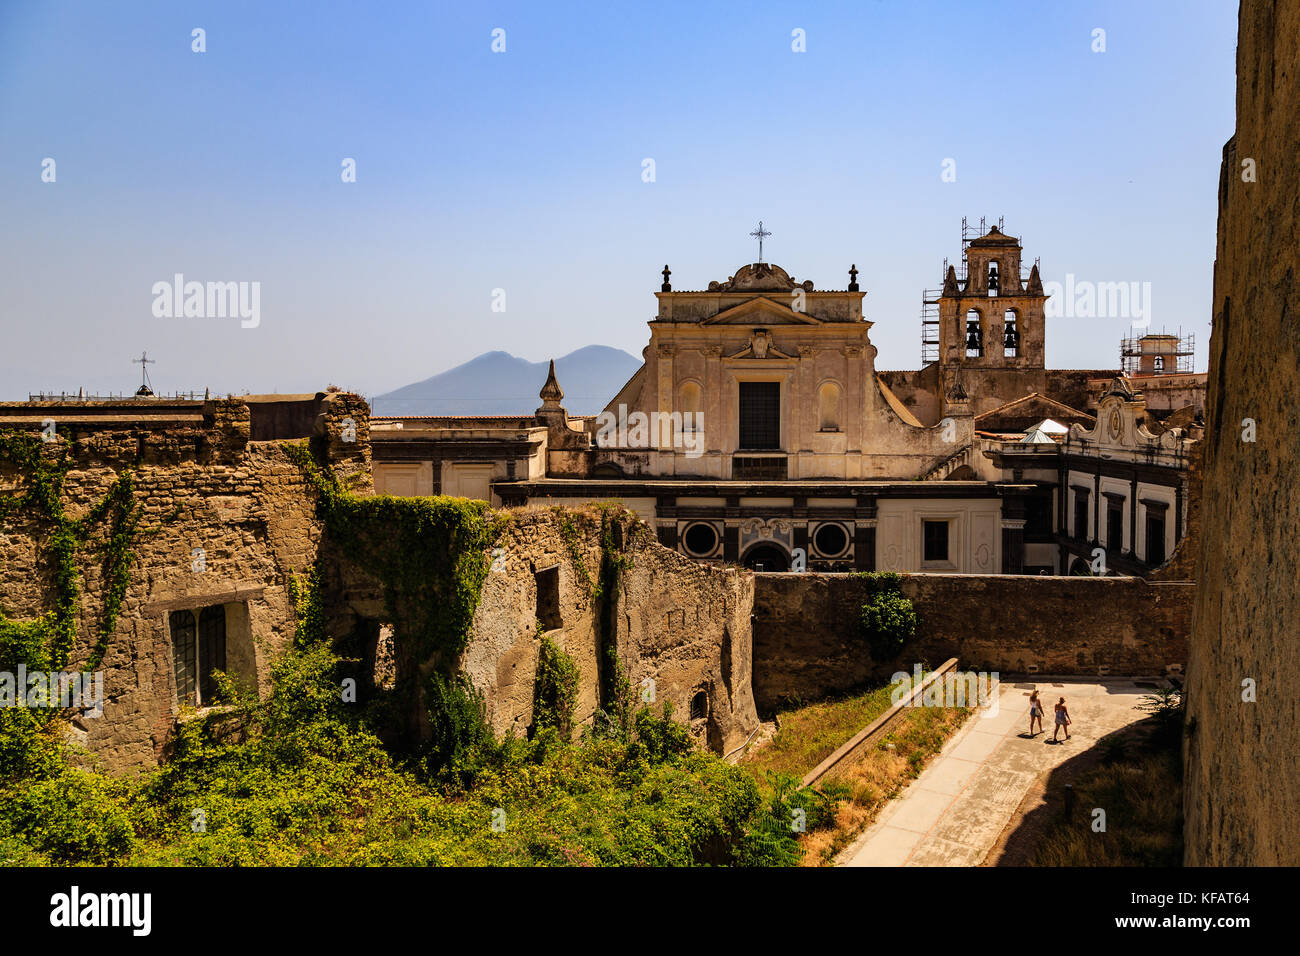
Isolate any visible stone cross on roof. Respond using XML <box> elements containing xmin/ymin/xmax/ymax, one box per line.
<box><xmin>749</xmin><ymin>220</ymin><xmax>772</xmax><ymax>262</ymax></box>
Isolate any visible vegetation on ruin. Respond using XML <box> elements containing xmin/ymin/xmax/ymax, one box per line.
<box><xmin>0</xmin><ymin>438</ymin><xmax>812</xmax><ymax>866</ymax></box>
<box><xmin>855</xmin><ymin>572</ymin><xmax>918</xmax><ymax>659</ymax></box>
<box><xmin>0</xmin><ymin>570</ymin><xmax>808</xmax><ymax>866</ymax></box>
<box><xmin>0</xmin><ymin>431</ymin><xmax>144</xmax><ymax>674</ymax></box>
<box><xmin>1026</xmin><ymin>689</ymin><xmax>1184</xmax><ymax>866</ymax></box>
<box><xmin>0</xmin><ymin>429</ymin><xmax>150</xmax><ymax>846</ymax></box>
<box><xmin>0</xmin><ymin>431</ymin><xmax>143</xmax><ymax>671</ymax></box>
<box><xmin>530</xmin><ymin>625</ymin><xmax>579</xmax><ymax>740</ymax></box>
<box><xmin>552</xmin><ymin>505</ymin><xmax>641</xmax><ymax>738</ymax></box>
<box><xmin>286</xmin><ymin>442</ymin><xmax>506</xmax><ymax>667</ymax></box>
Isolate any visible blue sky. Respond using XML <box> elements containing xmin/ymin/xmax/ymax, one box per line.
<box><xmin>0</xmin><ymin>0</ymin><xmax>1237</xmax><ymax>399</ymax></box>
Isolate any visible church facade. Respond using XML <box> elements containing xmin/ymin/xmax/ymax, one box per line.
<box><xmin>370</xmin><ymin>225</ymin><xmax>1201</xmax><ymax>576</ymax></box>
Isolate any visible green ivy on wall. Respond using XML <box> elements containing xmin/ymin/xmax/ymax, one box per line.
<box><xmin>530</xmin><ymin>624</ymin><xmax>579</xmax><ymax>740</ymax></box>
<box><xmin>0</xmin><ymin>431</ymin><xmax>142</xmax><ymax>676</ymax></box>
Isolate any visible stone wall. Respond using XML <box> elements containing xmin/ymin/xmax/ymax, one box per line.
<box><xmin>462</xmin><ymin>509</ymin><xmax>758</xmax><ymax>754</ymax></box>
<box><xmin>1</xmin><ymin>398</ymin><xmax>757</xmax><ymax>769</ymax></box>
<box><xmin>1184</xmin><ymin>0</ymin><xmax>1300</xmax><ymax>866</ymax></box>
<box><xmin>0</xmin><ymin>393</ymin><xmax>369</xmax><ymax>771</ymax></box>
<box><xmin>752</xmin><ymin>573</ymin><xmax>1192</xmax><ymax>711</ymax></box>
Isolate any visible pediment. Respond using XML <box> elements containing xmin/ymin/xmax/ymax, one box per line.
<box><xmin>974</xmin><ymin>392</ymin><xmax>1093</xmax><ymax>433</ymax></box>
<box><xmin>703</xmin><ymin>296</ymin><xmax>820</xmax><ymax>326</ymax></box>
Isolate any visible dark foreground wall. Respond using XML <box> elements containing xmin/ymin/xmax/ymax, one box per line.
<box><xmin>752</xmin><ymin>573</ymin><xmax>1193</xmax><ymax>711</ymax></box>
<box><xmin>1184</xmin><ymin>0</ymin><xmax>1300</xmax><ymax>866</ymax></box>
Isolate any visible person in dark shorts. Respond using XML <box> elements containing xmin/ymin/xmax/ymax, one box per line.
<box><xmin>1028</xmin><ymin>690</ymin><xmax>1044</xmax><ymax>736</ymax></box>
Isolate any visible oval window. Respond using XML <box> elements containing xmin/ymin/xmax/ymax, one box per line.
<box><xmin>682</xmin><ymin>522</ymin><xmax>719</xmax><ymax>556</ymax></box>
<box><xmin>813</xmin><ymin>522</ymin><xmax>849</xmax><ymax>558</ymax></box>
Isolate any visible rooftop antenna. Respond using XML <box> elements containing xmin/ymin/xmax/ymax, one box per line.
<box><xmin>749</xmin><ymin>220</ymin><xmax>772</xmax><ymax>262</ymax></box>
<box><xmin>133</xmin><ymin>351</ymin><xmax>156</xmax><ymax>397</ymax></box>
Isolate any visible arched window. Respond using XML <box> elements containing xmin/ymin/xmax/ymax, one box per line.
<box><xmin>690</xmin><ymin>690</ymin><xmax>708</xmax><ymax>720</ymax></box>
<box><xmin>679</xmin><ymin>382</ymin><xmax>702</xmax><ymax>432</ymax></box>
<box><xmin>987</xmin><ymin>260</ymin><xmax>1000</xmax><ymax>297</ymax></box>
<box><xmin>1003</xmin><ymin>309</ymin><xmax>1019</xmax><ymax>358</ymax></box>
<box><xmin>965</xmin><ymin>309</ymin><xmax>983</xmax><ymax>358</ymax></box>
<box><xmin>817</xmin><ymin>382</ymin><xmax>841</xmax><ymax>431</ymax></box>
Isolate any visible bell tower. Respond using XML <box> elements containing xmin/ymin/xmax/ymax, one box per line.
<box><xmin>937</xmin><ymin>222</ymin><xmax>1048</xmax><ymax>415</ymax></box>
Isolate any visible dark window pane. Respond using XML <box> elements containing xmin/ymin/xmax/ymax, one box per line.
<box><xmin>1074</xmin><ymin>495</ymin><xmax>1089</xmax><ymax>540</ymax></box>
<box><xmin>170</xmin><ymin>610</ymin><xmax>196</xmax><ymax>707</ymax></box>
<box><xmin>923</xmin><ymin>520</ymin><xmax>949</xmax><ymax>562</ymax></box>
<box><xmin>1025</xmin><ymin>496</ymin><xmax>1052</xmax><ymax>538</ymax></box>
<box><xmin>1146</xmin><ymin>514</ymin><xmax>1166</xmax><ymax>565</ymax></box>
<box><xmin>197</xmin><ymin>605</ymin><xmax>227</xmax><ymax>705</ymax></box>
<box><xmin>1107</xmin><ymin>502</ymin><xmax>1124</xmax><ymax>551</ymax></box>
<box><xmin>738</xmin><ymin>382</ymin><xmax>781</xmax><ymax>450</ymax></box>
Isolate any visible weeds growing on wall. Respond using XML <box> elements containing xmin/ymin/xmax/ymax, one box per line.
<box><xmin>0</xmin><ymin>431</ymin><xmax>144</xmax><ymax>675</ymax></box>
<box><xmin>0</xmin><ymin>439</ymin><xmax>808</xmax><ymax>866</ymax></box>
<box><xmin>855</xmin><ymin>572</ymin><xmax>918</xmax><ymax>660</ymax></box>
<box><xmin>285</xmin><ymin>441</ymin><xmax>511</xmax><ymax>751</ymax></box>
<box><xmin>530</xmin><ymin>625</ymin><xmax>579</xmax><ymax>741</ymax></box>
<box><xmin>0</xmin><ymin>574</ymin><xmax>803</xmax><ymax>867</ymax></box>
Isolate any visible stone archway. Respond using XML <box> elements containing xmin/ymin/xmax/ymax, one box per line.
<box><xmin>743</xmin><ymin>543</ymin><xmax>790</xmax><ymax>572</ymax></box>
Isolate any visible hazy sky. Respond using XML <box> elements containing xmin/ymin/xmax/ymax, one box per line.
<box><xmin>0</xmin><ymin>0</ymin><xmax>1237</xmax><ymax>401</ymax></box>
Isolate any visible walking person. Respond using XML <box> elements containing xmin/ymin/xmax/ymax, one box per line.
<box><xmin>1052</xmin><ymin>696</ymin><xmax>1072</xmax><ymax>742</ymax></box>
<box><xmin>1028</xmin><ymin>690</ymin><xmax>1044</xmax><ymax>737</ymax></box>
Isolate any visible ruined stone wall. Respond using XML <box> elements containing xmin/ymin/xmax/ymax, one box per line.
<box><xmin>0</xmin><ymin>393</ymin><xmax>369</xmax><ymax>771</ymax></box>
<box><xmin>752</xmin><ymin>573</ymin><xmax>1192</xmax><ymax>711</ymax></box>
<box><xmin>462</xmin><ymin>509</ymin><xmax>758</xmax><ymax>754</ymax></box>
<box><xmin>2</xmin><ymin>395</ymin><xmax>756</xmax><ymax>769</ymax></box>
<box><xmin>1184</xmin><ymin>0</ymin><xmax>1300</xmax><ymax>866</ymax></box>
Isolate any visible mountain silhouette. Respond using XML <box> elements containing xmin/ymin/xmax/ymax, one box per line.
<box><xmin>370</xmin><ymin>345</ymin><xmax>641</xmax><ymax>416</ymax></box>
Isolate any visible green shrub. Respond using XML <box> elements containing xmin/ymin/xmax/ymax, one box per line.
<box><xmin>423</xmin><ymin>671</ymin><xmax>492</xmax><ymax>776</ymax></box>
<box><xmin>531</xmin><ymin>629</ymin><xmax>580</xmax><ymax>740</ymax></box>
<box><xmin>0</xmin><ymin>768</ymin><xmax>136</xmax><ymax>864</ymax></box>
<box><xmin>856</xmin><ymin>572</ymin><xmax>917</xmax><ymax>659</ymax></box>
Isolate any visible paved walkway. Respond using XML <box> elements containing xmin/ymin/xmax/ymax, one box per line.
<box><xmin>840</xmin><ymin>678</ymin><xmax>1158</xmax><ymax>867</ymax></box>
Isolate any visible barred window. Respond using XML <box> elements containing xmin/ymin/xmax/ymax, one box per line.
<box><xmin>738</xmin><ymin>381</ymin><xmax>780</xmax><ymax>449</ymax></box>
<box><xmin>170</xmin><ymin>605</ymin><xmax>228</xmax><ymax>707</ymax></box>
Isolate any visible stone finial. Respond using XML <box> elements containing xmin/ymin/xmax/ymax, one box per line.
<box><xmin>538</xmin><ymin>358</ymin><xmax>564</xmax><ymax>403</ymax></box>
<box><xmin>1026</xmin><ymin>262</ymin><xmax>1044</xmax><ymax>296</ymax></box>
<box><xmin>848</xmin><ymin>264</ymin><xmax>859</xmax><ymax>292</ymax></box>
<box><xmin>539</xmin><ymin>359</ymin><xmax>564</xmax><ymax>406</ymax></box>
<box><xmin>535</xmin><ymin>359</ymin><xmax>571</xmax><ymax>427</ymax></box>
<box><xmin>942</xmin><ymin>264</ymin><xmax>960</xmax><ymax>297</ymax></box>
<box><xmin>661</xmin><ymin>264</ymin><xmax>672</xmax><ymax>292</ymax></box>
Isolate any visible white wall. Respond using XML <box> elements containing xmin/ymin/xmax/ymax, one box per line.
<box><xmin>875</xmin><ymin>498</ymin><xmax>1003</xmax><ymax>573</ymax></box>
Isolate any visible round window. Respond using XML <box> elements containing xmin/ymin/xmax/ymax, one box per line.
<box><xmin>813</xmin><ymin>522</ymin><xmax>849</xmax><ymax>558</ymax></box>
<box><xmin>682</xmin><ymin>522</ymin><xmax>719</xmax><ymax>556</ymax></box>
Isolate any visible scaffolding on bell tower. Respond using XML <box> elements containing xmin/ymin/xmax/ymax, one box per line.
<box><xmin>920</xmin><ymin>288</ymin><xmax>941</xmax><ymax>365</ymax></box>
<box><xmin>1120</xmin><ymin>328</ymin><xmax>1195</xmax><ymax>376</ymax></box>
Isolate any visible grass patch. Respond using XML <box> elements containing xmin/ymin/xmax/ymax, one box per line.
<box><xmin>741</xmin><ymin>671</ymin><xmax>985</xmax><ymax>866</ymax></box>
<box><xmin>805</xmin><ymin>702</ymin><xmax>973</xmax><ymax>865</ymax></box>
<box><xmin>743</xmin><ymin>678</ymin><xmax>908</xmax><ymax>782</ymax></box>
